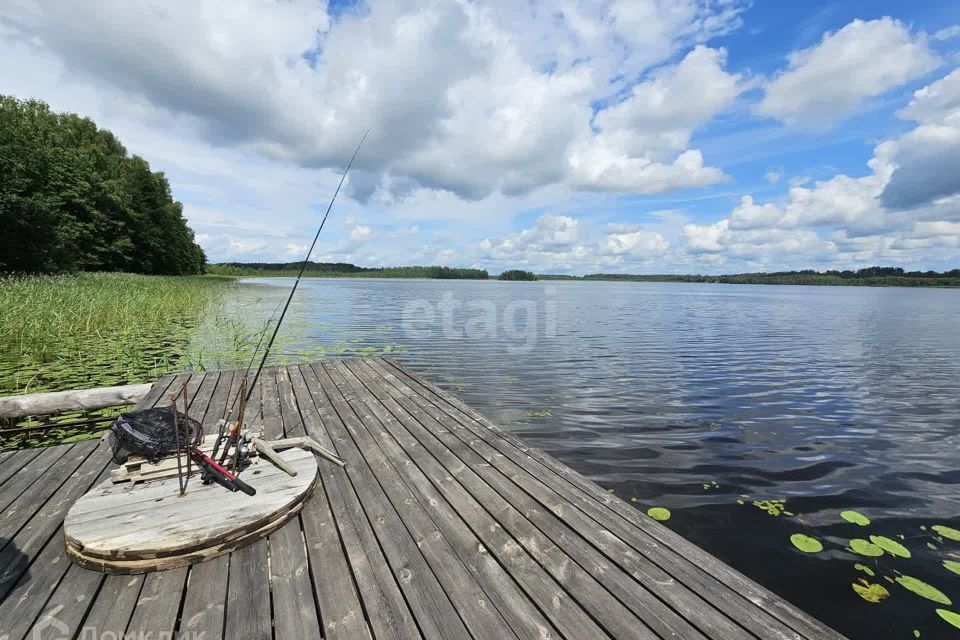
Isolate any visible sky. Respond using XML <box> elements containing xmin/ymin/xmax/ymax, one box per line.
<box><xmin>1</xmin><ymin>0</ymin><xmax>959</xmax><ymax>275</ymax></box>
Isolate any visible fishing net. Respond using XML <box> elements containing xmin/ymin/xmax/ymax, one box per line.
<box><xmin>107</xmin><ymin>406</ymin><xmax>200</xmax><ymax>465</ymax></box>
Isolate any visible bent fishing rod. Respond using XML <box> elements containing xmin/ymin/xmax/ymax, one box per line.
<box><xmin>241</xmin><ymin>130</ymin><xmax>370</xmax><ymax>406</ymax></box>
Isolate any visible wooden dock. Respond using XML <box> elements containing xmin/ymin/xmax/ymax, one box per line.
<box><xmin>0</xmin><ymin>358</ymin><xmax>846</xmax><ymax>640</ymax></box>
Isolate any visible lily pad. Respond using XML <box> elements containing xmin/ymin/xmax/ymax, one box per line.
<box><xmin>870</xmin><ymin>535</ymin><xmax>911</xmax><ymax>558</ymax></box>
<box><xmin>852</xmin><ymin>581</ymin><xmax>889</xmax><ymax>603</ymax></box>
<box><xmin>895</xmin><ymin>575</ymin><xmax>952</xmax><ymax>605</ymax></box>
<box><xmin>932</xmin><ymin>525</ymin><xmax>960</xmax><ymax>541</ymax></box>
<box><xmin>841</xmin><ymin>510</ymin><xmax>871</xmax><ymax>526</ymax></box>
<box><xmin>790</xmin><ymin>533</ymin><xmax>823</xmax><ymax>553</ymax></box>
<box><xmin>937</xmin><ymin>609</ymin><xmax>960</xmax><ymax>630</ymax></box>
<box><xmin>944</xmin><ymin>560</ymin><xmax>960</xmax><ymax>576</ymax></box>
<box><xmin>854</xmin><ymin>563</ymin><xmax>875</xmax><ymax>577</ymax></box>
<box><xmin>850</xmin><ymin>539</ymin><xmax>884</xmax><ymax>557</ymax></box>
<box><xmin>647</xmin><ymin>507</ymin><xmax>671</xmax><ymax>522</ymax></box>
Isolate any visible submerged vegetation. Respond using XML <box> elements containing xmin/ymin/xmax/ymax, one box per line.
<box><xmin>208</xmin><ymin>261</ymin><xmax>488</xmax><ymax>279</ymax></box>
<box><xmin>0</xmin><ymin>96</ymin><xmax>205</xmax><ymax>275</ymax></box>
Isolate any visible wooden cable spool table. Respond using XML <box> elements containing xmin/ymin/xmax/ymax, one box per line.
<box><xmin>64</xmin><ymin>447</ymin><xmax>319</xmax><ymax>574</ymax></box>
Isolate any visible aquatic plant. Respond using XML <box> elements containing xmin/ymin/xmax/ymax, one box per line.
<box><xmin>852</xmin><ymin>581</ymin><xmax>890</xmax><ymax>603</ymax></box>
<box><xmin>937</xmin><ymin>609</ymin><xmax>960</xmax><ymax>630</ymax></box>
<box><xmin>789</xmin><ymin>534</ymin><xmax>823</xmax><ymax>553</ymax></box>
<box><xmin>647</xmin><ymin>507</ymin><xmax>671</xmax><ymax>521</ymax></box>
<box><xmin>870</xmin><ymin>535</ymin><xmax>911</xmax><ymax>559</ymax></box>
<box><xmin>849</xmin><ymin>539</ymin><xmax>884</xmax><ymax>557</ymax></box>
<box><xmin>894</xmin><ymin>576</ymin><xmax>951</xmax><ymax>605</ymax></box>
<box><xmin>752</xmin><ymin>499</ymin><xmax>793</xmax><ymax>516</ymax></box>
<box><xmin>841</xmin><ymin>510</ymin><xmax>871</xmax><ymax>526</ymax></box>
<box><xmin>932</xmin><ymin>525</ymin><xmax>960</xmax><ymax>541</ymax></box>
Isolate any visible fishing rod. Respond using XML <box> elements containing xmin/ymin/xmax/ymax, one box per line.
<box><xmin>242</xmin><ymin>130</ymin><xmax>370</xmax><ymax>405</ymax></box>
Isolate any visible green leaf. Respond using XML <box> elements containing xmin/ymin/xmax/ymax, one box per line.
<box><xmin>895</xmin><ymin>576</ymin><xmax>952</xmax><ymax>605</ymax></box>
<box><xmin>790</xmin><ymin>534</ymin><xmax>823</xmax><ymax>553</ymax></box>
<box><xmin>647</xmin><ymin>507</ymin><xmax>671</xmax><ymax>522</ymax></box>
<box><xmin>932</xmin><ymin>525</ymin><xmax>960</xmax><ymax>541</ymax></box>
<box><xmin>936</xmin><ymin>609</ymin><xmax>960</xmax><ymax>630</ymax></box>
<box><xmin>852</xmin><ymin>581</ymin><xmax>889</xmax><ymax>603</ymax></box>
<box><xmin>849</xmin><ymin>539</ymin><xmax>884</xmax><ymax>557</ymax></box>
<box><xmin>854</xmin><ymin>563</ymin><xmax>875</xmax><ymax>577</ymax></box>
<box><xmin>870</xmin><ymin>535</ymin><xmax>911</xmax><ymax>558</ymax></box>
<box><xmin>944</xmin><ymin>560</ymin><xmax>960</xmax><ymax>576</ymax></box>
<box><xmin>841</xmin><ymin>510</ymin><xmax>870</xmax><ymax>526</ymax></box>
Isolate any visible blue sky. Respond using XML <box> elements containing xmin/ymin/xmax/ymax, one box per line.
<box><xmin>1</xmin><ymin>1</ymin><xmax>959</xmax><ymax>274</ymax></box>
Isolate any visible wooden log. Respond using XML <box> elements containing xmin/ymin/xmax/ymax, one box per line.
<box><xmin>251</xmin><ymin>437</ymin><xmax>297</xmax><ymax>476</ymax></box>
<box><xmin>0</xmin><ymin>383</ymin><xmax>152</xmax><ymax>418</ymax></box>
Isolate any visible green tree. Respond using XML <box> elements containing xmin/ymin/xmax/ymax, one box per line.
<box><xmin>0</xmin><ymin>95</ymin><xmax>205</xmax><ymax>275</ymax></box>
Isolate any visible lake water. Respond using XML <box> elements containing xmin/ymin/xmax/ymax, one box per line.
<box><xmin>246</xmin><ymin>278</ymin><xmax>960</xmax><ymax>638</ymax></box>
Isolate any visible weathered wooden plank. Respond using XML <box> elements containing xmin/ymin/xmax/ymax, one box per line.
<box><xmin>330</xmin><ymin>360</ymin><xmax>565</xmax><ymax>640</ymax></box>
<box><xmin>30</xmin><ymin>563</ymin><xmax>103</xmax><ymax>640</ymax></box>
<box><xmin>364</xmin><ymin>359</ymin><xmax>753</xmax><ymax>640</ymax></box>
<box><xmin>270</xmin><ymin>518</ymin><xmax>322</xmax><ymax>640</ymax></box>
<box><xmin>319</xmin><ymin>361</ymin><xmax>522</xmax><ymax>640</ymax></box>
<box><xmin>78</xmin><ymin>574</ymin><xmax>146</xmax><ymax>639</ymax></box>
<box><xmin>0</xmin><ymin>444</ymin><xmax>75</xmax><ymax>515</ymax></box>
<box><xmin>0</xmin><ymin>383</ymin><xmax>152</xmax><ymax>419</ymax></box>
<box><xmin>179</xmin><ymin>555</ymin><xmax>229</xmax><ymax>640</ymax></box>
<box><xmin>0</xmin><ymin>448</ymin><xmax>43</xmax><ymax>487</ymax></box>
<box><xmin>306</xmin><ymin>362</ymin><xmax>472</xmax><ymax>640</ymax></box>
<box><xmin>291</xmin><ymin>364</ymin><xmax>422</xmax><ymax>640</ymax></box>
<box><xmin>350</xmin><ymin>360</ymin><xmax>667</xmax><ymax>640</ymax></box>
<box><xmin>381</xmin><ymin>359</ymin><xmax>842</xmax><ymax>640</ymax></box>
<box><xmin>265</xmin><ymin>366</ymin><xmax>325</xmax><ymax>640</ymax></box>
<box><xmin>124</xmin><ymin>566</ymin><xmax>189</xmax><ymax>637</ymax></box>
<box><xmin>224</xmin><ymin>538</ymin><xmax>272</xmax><ymax>640</ymax></box>
<box><xmin>285</xmin><ymin>367</ymin><xmax>373</xmax><ymax>640</ymax></box>
<box><xmin>0</xmin><ymin>443</ymin><xmax>98</xmax><ymax>547</ymax></box>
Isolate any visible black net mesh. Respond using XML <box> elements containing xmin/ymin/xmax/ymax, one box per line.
<box><xmin>107</xmin><ymin>406</ymin><xmax>201</xmax><ymax>465</ymax></box>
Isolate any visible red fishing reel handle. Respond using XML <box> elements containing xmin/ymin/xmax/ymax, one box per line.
<box><xmin>190</xmin><ymin>448</ymin><xmax>257</xmax><ymax>496</ymax></box>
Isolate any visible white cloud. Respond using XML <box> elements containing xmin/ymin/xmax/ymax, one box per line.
<box><xmin>600</xmin><ymin>228</ymin><xmax>669</xmax><ymax>255</ymax></box>
<box><xmin>757</xmin><ymin>18</ymin><xmax>939</xmax><ymax>127</ymax></box>
<box><xmin>569</xmin><ymin>45</ymin><xmax>741</xmax><ymax>192</ymax></box>
<box><xmin>932</xmin><ymin>25</ymin><xmax>960</xmax><ymax>41</ymax></box>
<box><xmin>0</xmin><ymin>0</ymin><xmax>747</xmax><ymax>202</ymax></box>
<box><xmin>765</xmin><ymin>171</ymin><xmax>781</xmax><ymax>184</ymax></box>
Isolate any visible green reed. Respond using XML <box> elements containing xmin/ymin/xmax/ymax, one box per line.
<box><xmin>0</xmin><ymin>272</ymin><xmax>240</xmax><ymax>395</ymax></box>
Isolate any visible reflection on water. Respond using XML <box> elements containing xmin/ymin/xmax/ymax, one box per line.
<box><xmin>243</xmin><ymin>277</ymin><xmax>960</xmax><ymax>640</ymax></box>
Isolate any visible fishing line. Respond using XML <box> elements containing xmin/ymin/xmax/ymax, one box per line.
<box><xmin>241</xmin><ymin>130</ymin><xmax>370</xmax><ymax>406</ymax></box>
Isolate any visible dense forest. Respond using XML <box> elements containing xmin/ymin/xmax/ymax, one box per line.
<box><xmin>0</xmin><ymin>96</ymin><xmax>205</xmax><ymax>275</ymax></box>
<box><xmin>498</xmin><ymin>269</ymin><xmax>537</xmax><ymax>281</ymax></box>
<box><xmin>539</xmin><ymin>267</ymin><xmax>960</xmax><ymax>287</ymax></box>
<box><xmin>208</xmin><ymin>262</ymin><xmax>489</xmax><ymax>279</ymax></box>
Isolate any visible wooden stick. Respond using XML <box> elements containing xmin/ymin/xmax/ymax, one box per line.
<box><xmin>251</xmin><ymin>438</ymin><xmax>297</xmax><ymax>476</ymax></box>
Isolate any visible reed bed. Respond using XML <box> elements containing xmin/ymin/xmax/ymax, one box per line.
<box><xmin>0</xmin><ymin>272</ymin><xmax>237</xmax><ymax>395</ymax></box>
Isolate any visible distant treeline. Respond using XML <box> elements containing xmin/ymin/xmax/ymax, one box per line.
<box><xmin>539</xmin><ymin>267</ymin><xmax>960</xmax><ymax>287</ymax></box>
<box><xmin>208</xmin><ymin>262</ymin><xmax>489</xmax><ymax>279</ymax></box>
<box><xmin>0</xmin><ymin>96</ymin><xmax>205</xmax><ymax>275</ymax></box>
<box><xmin>499</xmin><ymin>269</ymin><xmax>537</xmax><ymax>281</ymax></box>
